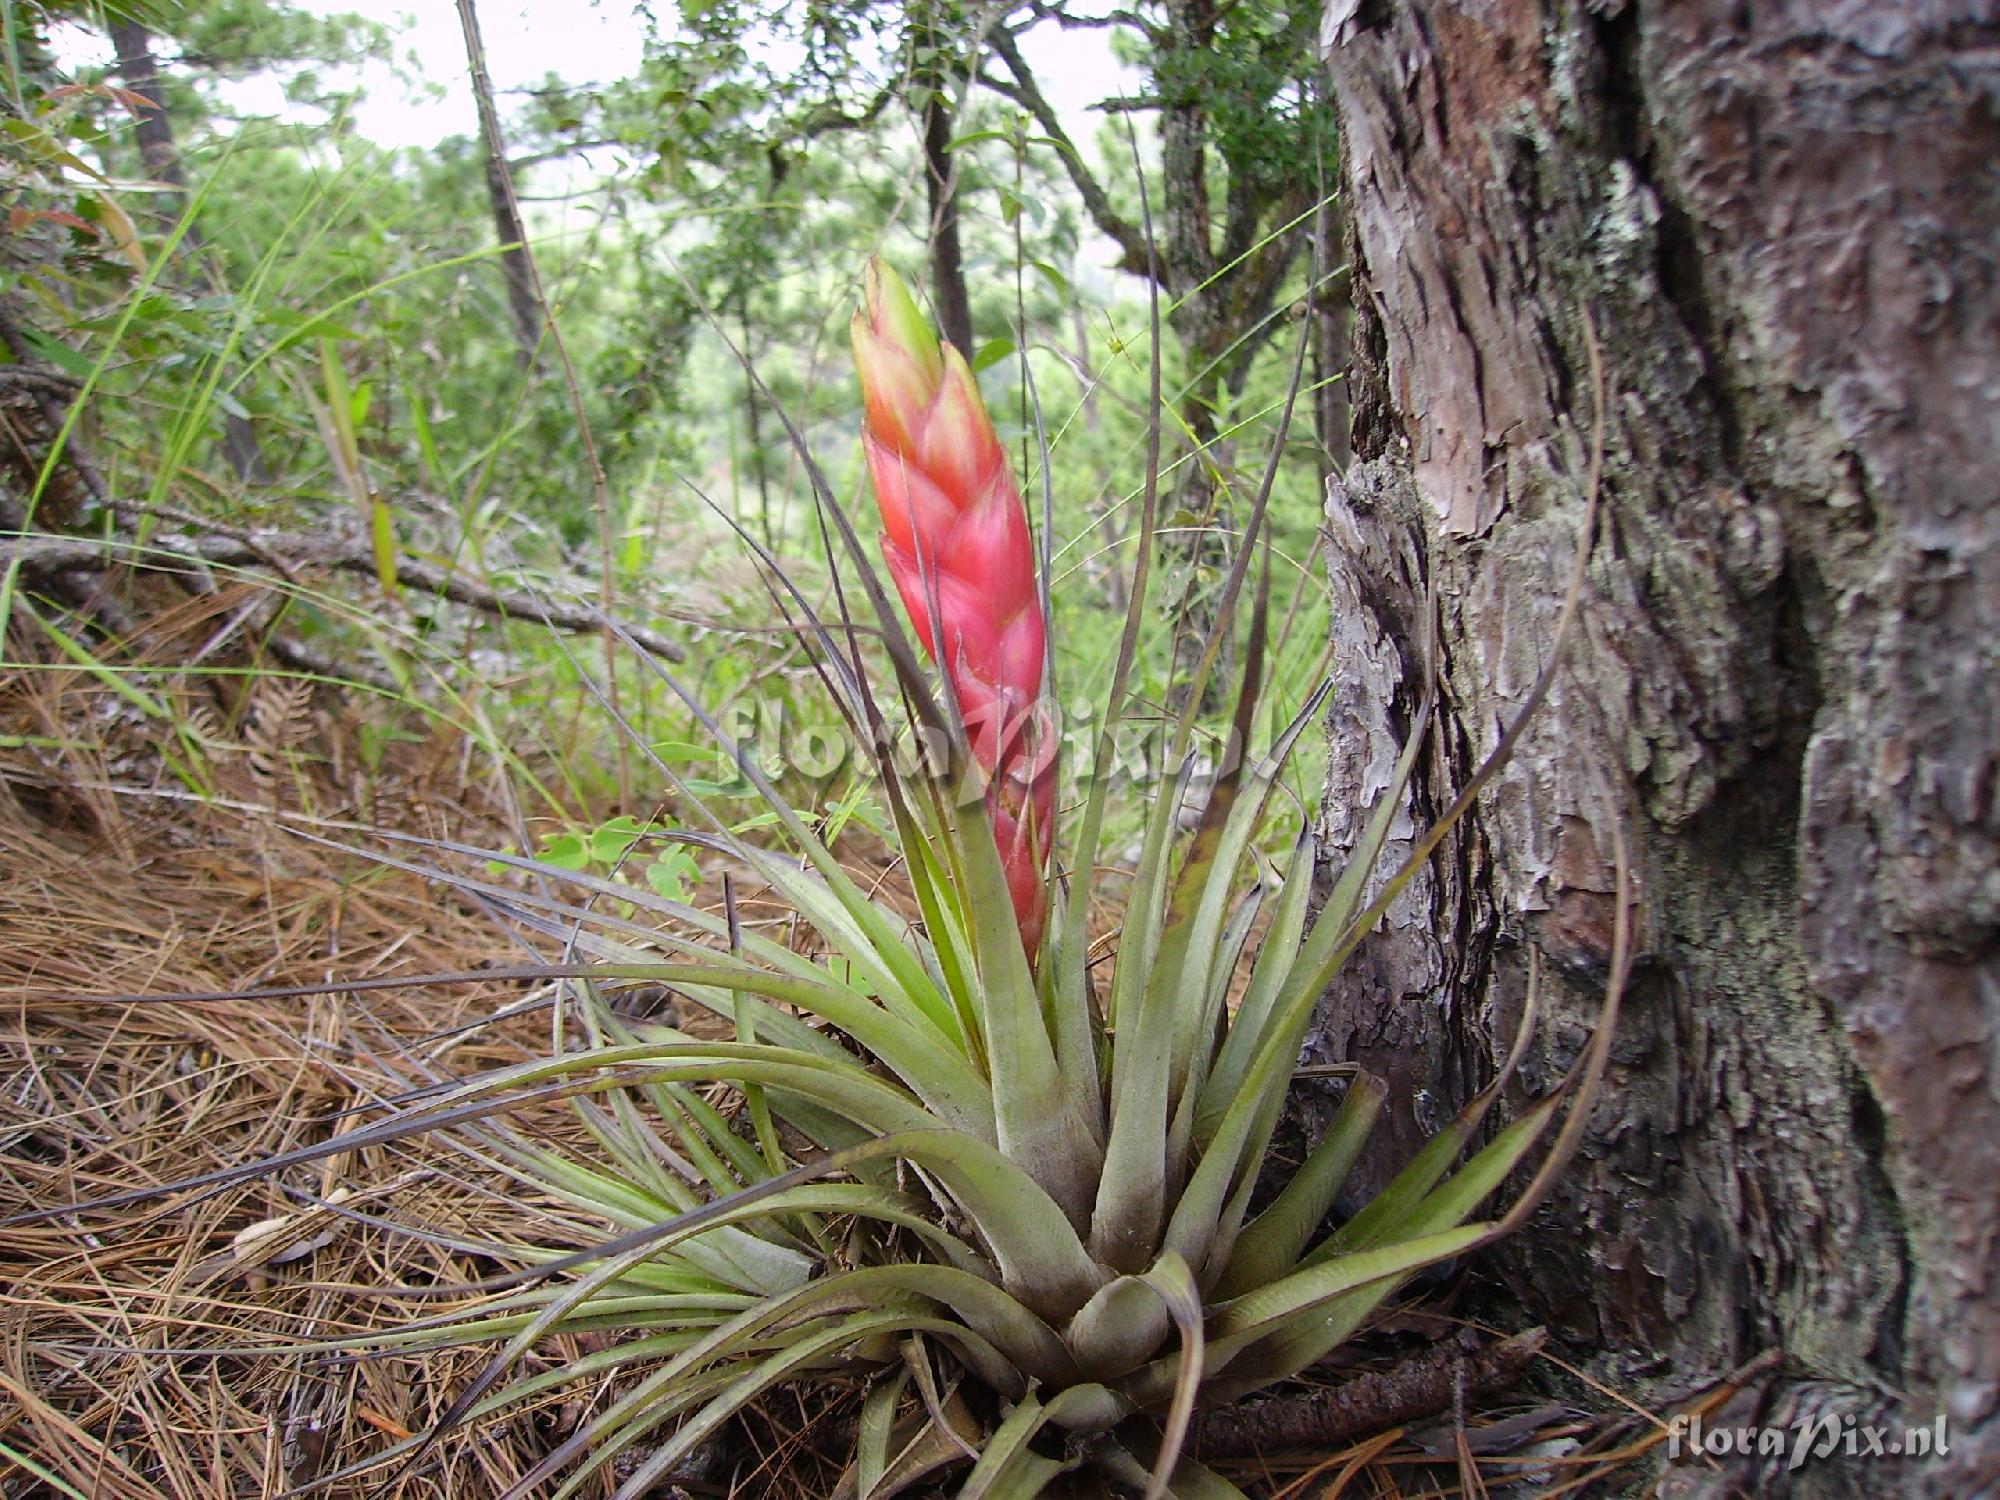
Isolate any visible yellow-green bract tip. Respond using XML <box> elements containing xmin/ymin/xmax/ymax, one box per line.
<box><xmin>863</xmin><ymin>258</ymin><xmax>943</xmax><ymax>384</ymax></box>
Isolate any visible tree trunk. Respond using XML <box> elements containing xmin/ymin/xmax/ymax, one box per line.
<box><xmin>1155</xmin><ymin>0</ymin><xmax>1238</xmax><ymax>712</ymax></box>
<box><xmin>1308</xmin><ymin>3</ymin><xmax>1997</xmax><ymax>1496</ymax></box>
<box><xmin>455</xmin><ymin>0</ymin><xmax>542</xmax><ymax>364</ymax></box>
<box><xmin>1309</xmin><ymin>191</ymin><xmax>1351</xmax><ymax>473</ymax></box>
<box><xmin>110</xmin><ymin>23</ymin><xmax>268</xmax><ymax>485</ymax></box>
<box><xmin>922</xmin><ymin>84</ymin><xmax>974</xmax><ymax>361</ymax></box>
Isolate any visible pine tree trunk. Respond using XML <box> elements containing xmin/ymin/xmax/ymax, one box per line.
<box><xmin>921</xmin><ymin>84</ymin><xmax>974</xmax><ymax>361</ymax></box>
<box><xmin>110</xmin><ymin>23</ymin><xmax>268</xmax><ymax>484</ymax></box>
<box><xmin>1309</xmin><ymin>4</ymin><xmax>1997</xmax><ymax>1495</ymax></box>
<box><xmin>456</xmin><ymin>0</ymin><xmax>542</xmax><ymax>364</ymax></box>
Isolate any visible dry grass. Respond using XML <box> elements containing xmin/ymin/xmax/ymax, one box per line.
<box><xmin>0</xmin><ymin>633</ymin><xmax>1663</xmax><ymax>1499</ymax></box>
<box><xmin>0</xmin><ymin>609</ymin><xmax>955</xmax><ymax>1497</ymax></box>
<box><xmin>0</xmin><ymin>632</ymin><xmax>630</xmax><ymax>1497</ymax></box>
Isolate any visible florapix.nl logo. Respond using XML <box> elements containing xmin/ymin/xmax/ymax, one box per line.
<box><xmin>1667</xmin><ymin>1410</ymin><xmax>1950</xmax><ymax>1474</ymax></box>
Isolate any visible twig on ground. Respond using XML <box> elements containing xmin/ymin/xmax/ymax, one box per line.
<box><xmin>0</xmin><ymin>527</ymin><xmax>685</xmax><ymax>663</ymax></box>
<box><xmin>1192</xmin><ymin>1327</ymin><xmax>1548</xmax><ymax>1458</ymax></box>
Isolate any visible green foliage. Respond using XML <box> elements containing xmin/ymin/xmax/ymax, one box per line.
<box><xmin>6</xmin><ymin>233</ymin><xmax>1620</xmax><ymax>1496</ymax></box>
<box><xmin>0</xmin><ymin>12</ymin><xmax>1511</xmax><ymax>1486</ymax></box>
<box><xmin>532</xmin><ymin>813</ymin><xmax>703</xmax><ymax>902</ymax></box>
<box><xmin>1149</xmin><ymin>0</ymin><xmax>1333</xmax><ymax>205</ymax></box>
<box><xmin>171</xmin><ymin>0</ymin><xmax>388</xmax><ymax>82</ymax></box>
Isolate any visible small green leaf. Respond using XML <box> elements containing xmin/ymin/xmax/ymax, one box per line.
<box><xmin>368</xmin><ymin>495</ymin><xmax>399</xmax><ymax>600</ymax></box>
<box><xmin>14</xmin><ymin>327</ymin><xmax>95</xmax><ymax>380</ymax></box>
<box><xmin>970</xmin><ymin>337</ymin><xmax>1015</xmax><ymax>373</ymax></box>
<box><xmin>407</xmin><ymin>390</ymin><xmax>445</xmax><ymax>487</ymax></box>
<box><xmin>651</xmin><ymin>739</ymin><xmax>724</xmax><ymax>765</ymax></box>
<box><xmin>589</xmin><ymin>815</ymin><xmax>648</xmax><ymax>864</ymax></box>
<box><xmin>646</xmin><ymin>850</ymin><xmax>700</xmax><ymax>901</ymax></box>
<box><xmin>945</xmin><ymin>128</ymin><xmax>1012</xmax><ymax>151</ymax></box>
<box><xmin>681</xmin><ymin>776</ymin><xmax>747</xmax><ymax>798</ymax></box>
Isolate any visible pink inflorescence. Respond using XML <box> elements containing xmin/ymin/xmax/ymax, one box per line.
<box><xmin>851</xmin><ymin>259</ymin><xmax>1054</xmax><ymax>957</ymax></box>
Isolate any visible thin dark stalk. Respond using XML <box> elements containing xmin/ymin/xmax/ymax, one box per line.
<box><xmin>455</xmin><ymin>0</ymin><xmax>632</xmax><ymax>806</ymax></box>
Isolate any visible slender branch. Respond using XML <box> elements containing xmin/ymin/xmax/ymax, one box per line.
<box><xmin>456</xmin><ymin>0</ymin><xmax>542</xmax><ymax>361</ymax></box>
<box><xmin>1</xmin><ymin>529</ymin><xmax>686</xmax><ymax>663</ymax></box>
<box><xmin>457</xmin><ymin>0</ymin><xmax>633</xmax><ymax>801</ymax></box>
<box><xmin>506</xmin><ymin>138</ymin><xmax>624</xmax><ymax>172</ymax></box>
<box><xmin>982</xmin><ymin>32</ymin><xmax>1156</xmax><ymax>280</ymax></box>
<box><xmin>0</xmin><ymin>368</ymin><xmax>81</xmax><ymax>397</ymax></box>
<box><xmin>513</xmin><ymin>189</ymin><xmax>624</xmax><ymax>205</ymax></box>
<box><xmin>922</xmin><ymin>74</ymin><xmax>975</xmax><ymax>357</ymax></box>
<box><xmin>1023</xmin><ymin>0</ymin><xmax>1158</xmax><ymax>36</ymax></box>
<box><xmin>790</xmin><ymin>83</ymin><xmax>898</xmax><ymax>142</ymax></box>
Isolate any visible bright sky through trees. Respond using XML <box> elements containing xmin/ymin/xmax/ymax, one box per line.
<box><xmin>56</xmin><ymin>0</ymin><xmax>1131</xmax><ymax>154</ymax></box>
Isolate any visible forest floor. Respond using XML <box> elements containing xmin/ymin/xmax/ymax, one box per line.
<box><xmin>0</xmin><ymin>657</ymin><xmax>1670</xmax><ymax>1498</ymax></box>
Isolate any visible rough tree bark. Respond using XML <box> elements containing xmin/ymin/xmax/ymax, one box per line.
<box><xmin>1306</xmin><ymin>3</ymin><xmax>1997</xmax><ymax>1496</ymax></box>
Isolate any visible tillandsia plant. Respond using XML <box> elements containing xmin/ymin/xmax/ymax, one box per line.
<box><xmin>10</xmin><ymin>262</ymin><xmax>1627</xmax><ymax>1497</ymax></box>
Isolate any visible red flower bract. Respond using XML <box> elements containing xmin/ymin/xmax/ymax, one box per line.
<box><xmin>851</xmin><ymin>259</ymin><xmax>1054</xmax><ymax>957</ymax></box>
